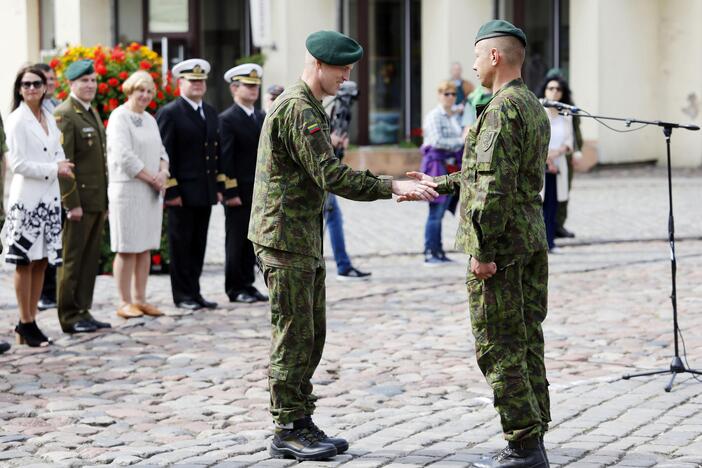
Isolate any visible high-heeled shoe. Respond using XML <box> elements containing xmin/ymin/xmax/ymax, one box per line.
<box><xmin>31</xmin><ymin>321</ymin><xmax>53</xmax><ymax>344</ymax></box>
<box><xmin>15</xmin><ymin>321</ymin><xmax>50</xmax><ymax>347</ymax></box>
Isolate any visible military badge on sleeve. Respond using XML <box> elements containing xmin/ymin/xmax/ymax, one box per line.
<box><xmin>476</xmin><ymin>130</ymin><xmax>498</xmax><ymax>164</ymax></box>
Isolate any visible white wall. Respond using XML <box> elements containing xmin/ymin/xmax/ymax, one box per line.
<box><xmin>0</xmin><ymin>0</ymin><xmax>40</xmax><ymax>115</ymax></box>
<box><xmin>54</xmin><ymin>0</ymin><xmax>111</xmax><ymax>48</ymax></box>
<box><xmin>421</xmin><ymin>0</ymin><xmax>492</xmax><ymax>118</ymax></box>
<box><xmin>261</xmin><ymin>0</ymin><xmax>336</xmax><ymax>93</ymax></box>
<box><xmin>658</xmin><ymin>0</ymin><xmax>702</xmax><ymax>166</ymax></box>
<box><xmin>572</xmin><ymin>0</ymin><xmax>701</xmax><ymax>166</ymax></box>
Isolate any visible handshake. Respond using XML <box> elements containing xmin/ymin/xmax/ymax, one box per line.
<box><xmin>391</xmin><ymin>171</ymin><xmax>440</xmax><ymax>203</ymax></box>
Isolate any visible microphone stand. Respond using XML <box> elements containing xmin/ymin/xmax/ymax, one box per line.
<box><xmin>556</xmin><ymin>106</ymin><xmax>701</xmax><ymax>392</ymax></box>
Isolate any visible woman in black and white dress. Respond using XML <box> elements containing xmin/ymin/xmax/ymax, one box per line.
<box><xmin>4</xmin><ymin>66</ymin><xmax>74</xmax><ymax>346</ymax></box>
<box><xmin>106</xmin><ymin>70</ymin><xmax>169</xmax><ymax>320</ymax></box>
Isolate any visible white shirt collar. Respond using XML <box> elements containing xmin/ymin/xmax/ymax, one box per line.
<box><xmin>181</xmin><ymin>95</ymin><xmax>203</xmax><ymax>111</ymax></box>
<box><xmin>70</xmin><ymin>92</ymin><xmax>92</xmax><ymax>111</ymax></box>
<box><xmin>236</xmin><ymin>102</ymin><xmax>255</xmax><ymax>116</ymax></box>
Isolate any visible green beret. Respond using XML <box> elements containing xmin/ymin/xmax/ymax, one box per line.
<box><xmin>65</xmin><ymin>59</ymin><xmax>95</xmax><ymax>81</ymax></box>
<box><xmin>474</xmin><ymin>20</ymin><xmax>527</xmax><ymax>47</ymax></box>
<box><xmin>306</xmin><ymin>30</ymin><xmax>363</xmax><ymax>66</ymax></box>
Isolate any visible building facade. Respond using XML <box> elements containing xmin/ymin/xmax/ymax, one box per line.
<box><xmin>2</xmin><ymin>0</ymin><xmax>702</xmax><ymax>166</ymax></box>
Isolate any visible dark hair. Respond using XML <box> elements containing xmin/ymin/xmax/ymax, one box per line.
<box><xmin>34</xmin><ymin>62</ymin><xmax>52</xmax><ymax>74</ymax></box>
<box><xmin>536</xmin><ymin>74</ymin><xmax>573</xmax><ymax>106</ymax></box>
<box><xmin>12</xmin><ymin>66</ymin><xmax>48</xmax><ymax>110</ymax></box>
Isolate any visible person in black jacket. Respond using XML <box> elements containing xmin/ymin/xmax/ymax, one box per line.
<box><xmin>156</xmin><ymin>59</ymin><xmax>223</xmax><ymax>310</ymax></box>
<box><xmin>219</xmin><ymin>64</ymin><xmax>268</xmax><ymax>303</ymax></box>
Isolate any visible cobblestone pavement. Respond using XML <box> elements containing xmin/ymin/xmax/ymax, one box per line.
<box><xmin>1</xmin><ymin>168</ymin><xmax>702</xmax><ymax>467</ymax></box>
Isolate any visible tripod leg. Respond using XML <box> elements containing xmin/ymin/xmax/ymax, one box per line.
<box><xmin>664</xmin><ymin>372</ymin><xmax>677</xmax><ymax>392</ymax></box>
<box><xmin>623</xmin><ymin>369</ymin><xmax>671</xmax><ymax>379</ymax></box>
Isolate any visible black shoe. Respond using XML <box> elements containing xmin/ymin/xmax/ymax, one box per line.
<box><xmin>175</xmin><ymin>300</ymin><xmax>202</xmax><ymax>310</ymax></box>
<box><xmin>474</xmin><ymin>438</ymin><xmax>549</xmax><ymax>468</ymax></box>
<box><xmin>301</xmin><ymin>416</ymin><xmax>349</xmax><ymax>454</ymax></box>
<box><xmin>229</xmin><ymin>290</ymin><xmax>257</xmax><ymax>304</ymax></box>
<box><xmin>246</xmin><ymin>286</ymin><xmax>269</xmax><ymax>302</ymax></box>
<box><xmin>37</xmin><ymin>298</ymin><xmax>57</xmax><ymax>311</ymax></box>
<box><xmin>555</xmin><ymin>226</ymin><xmax>575</xmax><ymax>238</ymax></box>
<box><xmin>269</xmin><ymin>427</ymin><xmax>337</xmax><ymax>461</ymax></box>
<box><xmin>336</xmin><ymin>267</ymin><xmax>371</xmax><ymax>281</ymax></box>
<box><xmin>0</xmin><ymin>341</ymin><xmax>12</xmax><ymax>354</ymax></box>
<box><xmin>62</xmin><ymin>320</ymin><xmax>99</xmax><ymax>334</ymax></box>
<box><xmin>15</xmin><ymin>321</ymin><xmax>51</xmax><ymax>347</ymax></box>
<box><xmin>88</xmin><ymin>318</ymin><xmax>112</xmax><ymax>329</ymax></box>
<box><xmin>437</xmin><ymin>251</ymin><xmax>454</xmax><ymax>263</ymax></box>
<box><xmin>30</xmin><ymin>321</ymin><xmax>53</xmax><ymax>344</ymax></box>
<box><xmin>196</xmin><ymin>296</ymin><xmax>218</xmax><ymax>309</ymax></box>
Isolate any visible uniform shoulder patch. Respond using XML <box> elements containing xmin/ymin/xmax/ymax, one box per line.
<box><xmin>301</xmin><ymin>108</ymin><xmax>322</xmax><ymax>136</ymax></box>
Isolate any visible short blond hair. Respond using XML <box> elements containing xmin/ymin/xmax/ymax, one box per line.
<box><xmin>122</xmin><ymin>70</ymin><xmax>155</xmax><ymax>96</ymax></box>
<box><xmin>437</xmin><ymin>80</ymin><xmax>456</xmax><ymax>93</ymax></box>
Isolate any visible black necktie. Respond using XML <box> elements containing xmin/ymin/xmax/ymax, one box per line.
<box><xmin>197</xmin><ymin>106</ymin><xmax>205</xmax><ymax>120</ymax></box>
<box><xmin>250</xmin><ymin>112</ymin><xmax>257</xmax><ymax>124</ymax></box>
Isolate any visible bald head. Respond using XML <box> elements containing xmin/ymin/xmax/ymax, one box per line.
<box><xmin>478</xmin><ymin>36</ymin><xmax>525</xmax><ymax>67</ymax></box>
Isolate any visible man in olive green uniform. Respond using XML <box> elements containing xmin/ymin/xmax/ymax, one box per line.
<box><xmin>409</xmin><ymin>21</ymin><xmax>551</xmax><ymax>467</ymax></box>
<box><xmin>0</xmin><ymin>113</ymin><xmax>11</xmax><ymax>354</ymax></box>
<box><xmin>249</xmin><ymin>31</ymin><xmax>437</xmax><ymax>462</ymax></box>
<box><xmin>55</xmin><ymin>60</ymin><xmax>112</xmax><ymax>334</ymax></box>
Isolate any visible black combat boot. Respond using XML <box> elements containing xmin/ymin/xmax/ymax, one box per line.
<box><xmin>269</xmin><ymin>426</ymin><xmax>337</xmax><ymax>461</ymax></box>
<box><xmin>301</xmin><ymin>416</ymin><xmax>349</xmax><ymax>454</ymax></box>
<box><xmin>474</xmin><ymin>437</ymin><xmax>549</xmax><ymax>468</ymax></box>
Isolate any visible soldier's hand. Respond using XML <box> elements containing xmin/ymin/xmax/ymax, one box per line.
<box><xmin>405</xmin><ymin>171</ymin><xmax>434</xmax><ymax>183</ymax></box>
<box><xmin>164</xmin><ymin>196</ymin><xmax>183</xmax><ymax>207</ymax></box>
<box><xmin>57</xmin><ymin>160</ymin><xmax>75</xmax><ymax>179</ymax></box>
<box><xmin>66</xmin><ymin>206</ymin><xmax>83</xmax><ymax>222</ymax></box>
<box><xmin>393</xmin><ymin>179</ymin><xmax>439</xmax><ymax>202</ymax></box>
<box><xmin>225</xmin><ymin>196</ymin><xmax>243</xmax><ymax>207</ymax></box>
<box><xmin>470</xmin><ymin>257</ymin><xmax>497</xmax><ymax>280</ymax></box>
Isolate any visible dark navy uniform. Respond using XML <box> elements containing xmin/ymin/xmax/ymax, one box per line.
<box><xmin>157</xmin><ymin>96</ymin><xmax>222</xmax><ymax>305</ymax></box>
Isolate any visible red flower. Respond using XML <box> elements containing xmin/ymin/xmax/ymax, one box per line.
<box><xmin>148</xmin><ymin>101</ymin><xmax>157</xmax><ymax>110</ymax></box>
<box><xmin>108</xmin><ymin>77</ymin><xmax>119</xmax><ymax>87</ymax></box>
<box><xmin>150</xmin><ymin>71</ymin><xmax>160</xmax><ymax>80</ymax></box>
<box><xmin>103</xmin><ymin>120</ymin><xmax>109</xmax><ymax>128</ymax></box>
<box><xmin>129</xmin><ymin>42</ymin><xmax>141</xmax><ymax>52</ymax></box>
<box><xmin>152</xmin><ymin>253</ymin><xmax>162</xmax><ymax>265</ymax></box>
<box><xmin>57</xmin><ymin>90</ymin><xmax>67</xmax><ymax>100</ymax></box>
<box><xmin>103</xmin><ymin>103</ymin><xmax>110</xmax><ymax>112</ymax></box>
<box><xmin>174</xmin><ymin>87</ymin><xmax>181</xmax><ymax>96</ymax></box>
<box><xmin>118</xmin><ymin>71</ymin><xmax>129</xmax><ymax>80</ymax></box>
<box><xmin>157</xmin><ymin>91</ymin><xmax>164</xmax><ymax>100</ymax></box>
<box><xmin>111</xmin><ymin>49</ymin><xmax>125</xmax><ymax>62</ymax></box>
<box><xmin>165</xmin><ymin>84</ymin><xmax>172</xmax><ymax>94</ymax></box>
<box><xmin>109</xmin><ymin>98</ymin><xmax>119</xmax><ymax>110</ymax></box>
<box><xmin>49</xmin><ymin>58</ymin><xmax>60</xmax><ymax>69</ymax></box>
<box><xmin>410</xmin><ymin>127</ymin><xmax>423</xmax><ymax>137</ymax></box>
<box><xmin>98</xmin><ymin>82</ymin><xmax>109</xmax><ymax>94</ymax></box>
<box><xmin>96</xmin><ymin>63</ymin><xmax>108</xmax><ymax>75</ymax></box>
<box><xmin>139</xmin><ymin>60</ymin><xmax>151</xmax><ymax>70</ymax></box>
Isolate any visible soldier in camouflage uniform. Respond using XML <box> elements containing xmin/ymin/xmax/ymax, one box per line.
<box><xmin>407</xmin><ymin>20</ymin><xmax>550</xmax><ymax>468</ymax></box>
<box><xmin>249</xmin><ymin>30</ymin><xmax>438</xmax><ymax>462</ymax></box>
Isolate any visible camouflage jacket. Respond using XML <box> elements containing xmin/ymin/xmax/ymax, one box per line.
<box><xmin>248</xmin><ymin>80</ymin><xmax>393</xmax><ymax>258</ymax></box>
<box><xmin>435</xmin><ymin>79</ymin><xmax>549</xmax><ymax>262</ymax></box>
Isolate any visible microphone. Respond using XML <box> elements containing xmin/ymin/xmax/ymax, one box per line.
<box><xmin>539</xmin><ymin>98</ymin><xmax>580</xmax><ymax>113</ymax></box>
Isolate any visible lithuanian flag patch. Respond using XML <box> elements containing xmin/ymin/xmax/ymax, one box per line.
<box><xmin>306</xmin><ymin>122</ymin><xmax>321</xmax><ymax>135</ymax></box>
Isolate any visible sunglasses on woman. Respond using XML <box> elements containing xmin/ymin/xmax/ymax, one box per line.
<box><xmin>21</xmin><ymin>81</ymin><xmax>44</xmax><ymax>89</ymax></box>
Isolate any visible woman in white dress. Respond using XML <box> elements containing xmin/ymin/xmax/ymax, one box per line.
<box><xmin>5</xmin><ymin>66</ymin><xmax>75</xmax><ymax>347</ymax></box>
<box><xmin>106</xmin><ymin>71</ymin><xmax>169</xmax><ymax>319</ymax></box>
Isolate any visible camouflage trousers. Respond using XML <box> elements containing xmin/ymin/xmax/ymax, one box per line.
<box><xmin>467</xmin><ymin>250</ymin><xmax>550</xmax><ymax>442</ymax></box>
<box><xmin>255</xmin><ymin>244</ymin><xmax>326</xmax><ymax>425</ymax></box>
